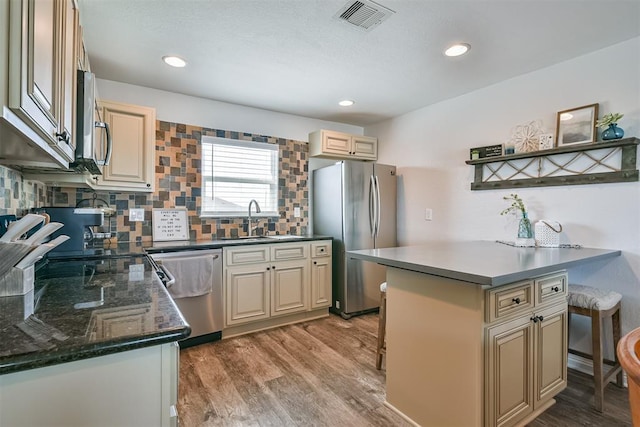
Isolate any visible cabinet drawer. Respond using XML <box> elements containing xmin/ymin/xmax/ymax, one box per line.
<box><xmin>486</xmin><ymin>281</ymin><xmax>534</xmax><ymax>324</ymax></box>
<box><xmin>311</xmin><ymin>241</ymin><xmax>331</xmax><ymax>258</ymax></box>
<box><xmin>225</xmin><ymin>246</ymin><xmax>270</xmax><ymax>266</ymax></box>
<box><xmin>535</xmin><ymin>272</ymin><xmax>567</xmax><ymax>306</ymax></box>
<box><xmin>271</xmin><ymin>243</ymin><xmax>308</xmax><ymax>261</ymax></box>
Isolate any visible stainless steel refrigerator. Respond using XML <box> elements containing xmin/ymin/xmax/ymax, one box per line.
<box><xmin>312</xmin><ymin>161</ymin><xmax>396</xmax><ymax>318</ymax></box>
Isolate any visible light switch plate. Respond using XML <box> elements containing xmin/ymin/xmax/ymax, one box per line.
<box><xmin>294</xmin><ymin>207</ymin><xmax>301</xmax><ymax>218</ymax></box>
<box><xmin>130</xmin><ymin>208</ymin><xmax>145</xmax><ymax>222</ymax></box>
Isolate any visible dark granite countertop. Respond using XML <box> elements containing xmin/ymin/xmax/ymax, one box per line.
<box><xmin>0</xmin><ymin>254</ymin><xmax>190</xmax><ymax>375</ymax></box>
<box><xmin>145</xmin><ymin>234</ymin><xmax>332</xmax><ymax>254</ymax></box>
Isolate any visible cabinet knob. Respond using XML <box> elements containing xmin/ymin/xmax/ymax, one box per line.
<box><xmin>512</xmin><ymin>297</ymin><xmax>521</xmax><ymax>304</ymax></box>
<box><xmin>551</xmin><ymin>286</ymin><xmax>560</xmax><ymax>292</ymax></box>
<box><xmin>530</xmin><ymin>316</ymin><xmax>539</xmax><ymax>323</ymax></box>
<box><xmin>272</xmin><ymin>266</ymin><xmax>276</xmax><ymax>269</ymax></box>
<box><xmin>146</xmin><ymin>183</ymin><xmax>151</xmax><ymax>188</ymax></box>
<box><xmin>538</xmin><ymin>315</ymin><xmax>544</xmax><ymax>322</ymax></box>
<box><xmin>266</xmin><ymin>267</ymin><xmax>270</xmax><ymax>271</ymax></box>
<box><xmin>313</xmin><ymin>261</ymin><xmax>317</xmax><ymax>265</ymax></box>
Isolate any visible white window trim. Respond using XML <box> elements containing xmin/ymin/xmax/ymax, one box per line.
<box><xmin>200</xmin><ymin>136</ymin><xmax>279</xmax><ymax>218</ymax></box>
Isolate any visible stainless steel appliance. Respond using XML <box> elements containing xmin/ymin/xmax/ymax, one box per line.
<box><xmin>148</xmin><ymin>248</ymin><xmax>223</xmax><ymax>348</ymax></box>
<box><xmin>313</xmin><ymin>161</ymin><xmax>396</xmax><ymax>318</ymax></box>
<box><xmin>44</xmin><ymin>207</ymin><xmax>104</xmax><ymax>256</ymax></box>
<box><xmin>73</xmin><ymin>70</ymin><xmax>112</xmax><ymax>175</ymax></box>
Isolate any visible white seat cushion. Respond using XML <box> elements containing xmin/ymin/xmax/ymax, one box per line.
<box><xmin>568</xmin><ymin>284</ymin><xmax>622</xmax><ymax>311</ymax></box>
<box><xmin>380</xmin><ymin>282</ymin><xmax>387</xmax><ymax>293</ymax></box>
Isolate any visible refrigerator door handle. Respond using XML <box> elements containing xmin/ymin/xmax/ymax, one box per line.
<box><xmin>369</xmin><ymin>174</ymin><xmax>377</xmax><ymax>238</ymax></box>
<box><xmin>374</xmin><ymin>175</ymin><xmax>381</xmax><ymax>237</ymax></box>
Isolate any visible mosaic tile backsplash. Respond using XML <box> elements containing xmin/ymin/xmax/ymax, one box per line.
<box><xmin>48</xmin><ymin>121</ymin><xmax>309</xmax><ymax>244</ymax></box>
<box><xmin>0</xmin><ymin>166</ymin><xmax>47</xmax><ymax>215</ymax></box>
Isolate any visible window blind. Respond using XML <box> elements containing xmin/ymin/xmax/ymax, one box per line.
<box><xmin>201</xmin><ymin>136</ymin><xmax>278</xmax><ymax>217</ymax></box>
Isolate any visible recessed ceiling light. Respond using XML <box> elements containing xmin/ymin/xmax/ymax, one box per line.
<box><xmin>339</xmin><ymin>100</ymin><xmax>355</xmax><ymax>107</ymax></box>
<box><xmin>444</xmin><ymin>43</ymin><xmax>470</xmax><ymax>57</ymax></box>
<box><xmin>162</xmin><ymin>56</ymin><xmax>187</xmax><ymax>68</ymax></box>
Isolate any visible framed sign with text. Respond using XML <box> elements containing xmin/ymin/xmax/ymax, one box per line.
<box><xmin>152</xmin><ymin>208</ymin><xmax>189</xmax><ymax>241</ymax></box>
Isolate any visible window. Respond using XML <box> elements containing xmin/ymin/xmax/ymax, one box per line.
<box><xmin>201</xmin><ymin>136</ymin><xmax>278</xmax><ymax>217</ymax></box>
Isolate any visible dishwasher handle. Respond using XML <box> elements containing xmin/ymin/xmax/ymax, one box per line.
<box><xmin>156</xmin><ymin>262</ymin><xmax>176</xmax><ymax>288</ymax></box>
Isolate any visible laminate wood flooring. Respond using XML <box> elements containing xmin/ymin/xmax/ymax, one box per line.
<box><xmin>178</xmin><ymin>313</ymin><xmax>632</xmax><ymax>427</ymax></box>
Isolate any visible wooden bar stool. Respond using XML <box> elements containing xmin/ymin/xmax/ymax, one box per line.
<box><xmin>376</xmin><ymin>282</ymin><xmax>387</xmax><ymax>370</ymax></box>
<box><xmin>568</xmin><ymin>284</ymin><xmax>623</xmax><ymax>412</ymax></box>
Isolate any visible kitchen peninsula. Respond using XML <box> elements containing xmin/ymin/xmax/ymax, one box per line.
<box><xmin>348</xmin><ymin>241</ymin><xmax>621</xmax><ymax>427</ymax></box>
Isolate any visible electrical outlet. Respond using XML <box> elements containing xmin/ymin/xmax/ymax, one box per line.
<box><xmin>294</xmin><ymin>207</ymin><xmax>301</xmax><ymax>218</ymax></box>
<box><xmin>130</xmin><ymin>208</ymin><xmax>145</xmax><ymax>222</ymax></box>
<box><xmin>425</xmin><ymin>208</ymin><xmax>433</xmax><ymax>221</ymax></box>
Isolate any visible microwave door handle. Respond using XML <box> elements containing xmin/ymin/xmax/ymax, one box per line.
<box><xmin>95</xmin><ymin>121</ymin><xmax>112</xmax><ymax>166</ymax></box>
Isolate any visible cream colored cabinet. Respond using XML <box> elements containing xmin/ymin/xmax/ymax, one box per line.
<box><xmin>485</xmin><ymin>272</ymin><xmax>568</xmax><ymax>427</ymax></box>
<box><xmin>4</xmin><ymin>0</ymin><xmax>77</xmax><ymax>166</ymax></box>
<box><xmin>0</xmin><ymin>343</ymin><xmax>179</xmax><ymax>427</ymax></box>
<box><xmin>91</xmin><ymin>100</ymin><xmax>156</xmax><ymax>192</ymax></box>
<box><xmin>310</xmin><ymin>240</ymin><xmax>332</xmax><ymax>309</ymax></box>
<box><xmin>223</xmin><ymin>241</ymin><xmax>330</xmax><ymax>332</ymax></box>
<box><xmin>309</xmin><ymin>130</ymin><xmax>377</xmax><ymax>160</ymax></box>
<box><xmin>270</xmin><ymin>259</ymin><xmax>309</xmax><ymax>316</ymax></box>
<box><xmin>226</xmin><ymin>263</ymin><xmax>271</xmax><ymax>326</ymax></box>
<box><xmin>225</xmin><ymin>243</ymin><xmax>309</xmax><ymax>326</ymax></box>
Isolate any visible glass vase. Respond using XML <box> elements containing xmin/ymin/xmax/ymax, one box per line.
<box><xmin>602</xmin><ymin>123</ymin><xmax>624</xmax><ymax>141</ymax></box>
<box><xmin>518</xmin><ymin>212</ymin><xmax>533</xmax><ymax>239</ymax></box>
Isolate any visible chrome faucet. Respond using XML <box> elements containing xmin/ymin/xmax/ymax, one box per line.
<box><xmin>247</xmin><ymin>199</ymin><xmax>261</xmax><ymax>237</ymax></box>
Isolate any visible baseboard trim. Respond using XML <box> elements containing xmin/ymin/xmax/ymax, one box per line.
<box><xmin>383</xmin><ymin>400</ymin><xmax>420</xmax><ymax>427</ymax></box>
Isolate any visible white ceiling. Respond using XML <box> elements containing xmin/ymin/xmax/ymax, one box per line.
<box><xmin>78</xmin><ymin>0</ymin><xmax>640</xmax><ymax>127</ymax></box>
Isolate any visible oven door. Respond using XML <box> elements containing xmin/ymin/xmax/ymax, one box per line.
<box><xmin>149</xmin><ymin>249</ymin><xmax>222</xmax><ymax>347</ymax></box>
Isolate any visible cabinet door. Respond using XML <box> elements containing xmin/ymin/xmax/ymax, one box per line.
<box><xmin>486</xmin><ymin>315</ymin><xmax>534</xmax><ymax>427</ymax></box>
<box><xmin>9</xmin><ymin>0</ymin><xmax>73</xmax><ymax>161</ymax></box>
<box><xmin>321</xmin><ymin>130</ymin><xmax>352</xmax><ymax>156</ymax></box>
<box><xmin>310</xmin><ymin>256</ymin><xmax>332</xmax><ymax>309</ymax></box>
<box><xmin>226</xmin><ymin>264</ymin><xmax>270</xmax><ymax>326</ymax></box>
<box><xmin>58</xmin><ymin>0</ymin><xmax>75</xmax><ymax>157</ymax></box>
<box><xmin>93</xmin><ymin>101</ymin><xmax>156</xmax><ymax>192</ymax></box>
<box><xmin>352</xmin><ymin>135</ymin><xmax>377</xmax><ymax>159</ymax></box>
<box><xmin>534</xmin><ymin>303</ymin><xmax>567</xmax><ymax>407</ymax></box>
<box><xmin>270</xmin><ymin>259</ymin><xmax>308</xmax><ymax>317</ymax></box>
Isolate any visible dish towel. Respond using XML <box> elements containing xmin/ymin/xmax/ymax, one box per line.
<box><xmin>159</xmin><ymin>254</ymin><xmax>215</xmax><ymax>299</ymax></box>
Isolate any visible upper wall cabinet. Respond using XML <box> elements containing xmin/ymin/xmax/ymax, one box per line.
<box><xmin>91</xmin><ymin>100</ymin><xmax>156</xmax><ymax>192</ymax></box>
<box><xmin>0</xmin><ymin>0</ymin><xmax>77</xmax><ymax>168</ymax></box>
<box><xmin>24</xmin><ymin>100</ymin><xmax>157</xmax><ymax>193</ymax></box>
<box><xmin>309</xmin><ymin>130</ymin><xmax>377</xmax><ymax>161</ymax></box>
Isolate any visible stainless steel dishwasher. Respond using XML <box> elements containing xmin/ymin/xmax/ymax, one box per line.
<box><xmin>149</xmin><ymin>248</ymin><xmax>223</xmax><ymax>348</ymax></box>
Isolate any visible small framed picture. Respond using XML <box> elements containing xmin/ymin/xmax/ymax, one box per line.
<box><xmin>556</xmin><ymin>103</ymin><xmax>598</xmax><ymax>146</ymax></box>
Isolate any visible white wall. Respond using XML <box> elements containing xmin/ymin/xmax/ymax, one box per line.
<box><xmin>366</xmin><ymin>37</ymin><xmax>640</xmax><ymax>352</ymax></box>
<box><xmin>96</xmin><ymin>79</ymin><xmax>363</xmax><ymax>142</ymax></box>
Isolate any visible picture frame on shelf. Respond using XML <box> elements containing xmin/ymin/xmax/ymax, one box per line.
<box><xmin>556</xmin><ymin>103</ymin><xmax>598</xmax><ymax>147</ymax></box>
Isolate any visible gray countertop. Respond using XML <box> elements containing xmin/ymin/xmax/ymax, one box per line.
<box><xmin>347</xmin><ymin>241</ymin><xmax>621</xmax><ymax>286</ymax></box>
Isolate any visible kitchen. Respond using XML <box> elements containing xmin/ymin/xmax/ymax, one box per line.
<box><xmin>0</xmin><ymin>0</ymin><xmax>639</xmax><ymax>426</ymax></box>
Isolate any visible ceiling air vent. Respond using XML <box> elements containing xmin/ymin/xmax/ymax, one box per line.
<box><xmin>334</xmin><ymin>0</ymin><xmax>395</xmax><ymax>32</ymax></box>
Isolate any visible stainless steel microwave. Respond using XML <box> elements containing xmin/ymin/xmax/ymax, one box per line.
<box><xmin>72</xmin><ymin>70</ymin><xmax>112</xmax><ymax>175</ymax></box>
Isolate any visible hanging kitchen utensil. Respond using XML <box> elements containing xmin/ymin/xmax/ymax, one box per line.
<box><xmin>14</xmin><ymin>236</ymin><xmax>70</xmax><ymax>269</ymax></box>
<box><xmin>22</xmin><ymin>222</ymin><xmax>64</xmax><ymax>246</ymax></box>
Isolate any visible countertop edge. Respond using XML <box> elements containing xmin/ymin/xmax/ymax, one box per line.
<box><xmin>347</xmin><ymin>247</ymin><xmax>623</xmax><ymax>286</ymax></box>
<box><xmin>0</xmin><ymin>326</ymin><xmax>190</xmax><ymax>376</ymax></box>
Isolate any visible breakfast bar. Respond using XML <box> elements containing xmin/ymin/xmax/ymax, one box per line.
<box><xmin>348</xmin><ymin>241</ymin><xmax>621</xmax><ymax>427</ymax></box>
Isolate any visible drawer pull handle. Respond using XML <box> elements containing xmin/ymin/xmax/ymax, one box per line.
<box><xmin>512</xmin><ymin>297</ymin><xmax>521</xmax><ymax>304</ymax></box>
<box><xmin>551</xmin><ymin>286</ymin><xmax>560</xmax><ymax>292</ymax></box>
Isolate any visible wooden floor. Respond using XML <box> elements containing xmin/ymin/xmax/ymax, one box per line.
<box><xmin>178</xmin><ymin>313</ymin><xmax>632</xmax><ymax>427</ymax></box>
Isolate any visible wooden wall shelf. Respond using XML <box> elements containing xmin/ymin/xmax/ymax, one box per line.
<box><xmin>466</xmin><ymin>137</ymin><xmax>639</xmax><ymax>190</ymax></box>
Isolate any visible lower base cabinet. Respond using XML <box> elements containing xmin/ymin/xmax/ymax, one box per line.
<box><xmin>224</xmin><ymin>240</ymin><xmax>331</xmax><ymax>333</ymax></box>
<box><xmin>0</xmin><ymin>342</ymin><xmax>179</xmax><ymax>427</ymax></box>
